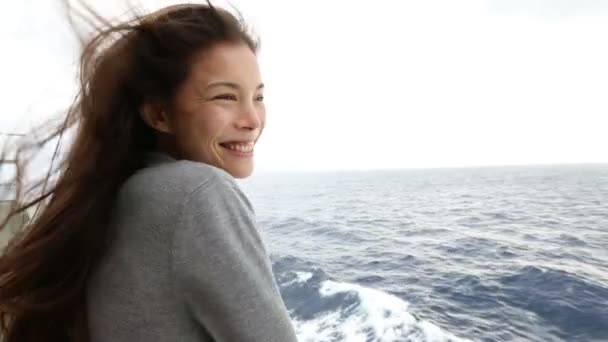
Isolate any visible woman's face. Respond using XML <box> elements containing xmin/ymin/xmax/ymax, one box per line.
<box><xmin>166</xmin><ymin>42</ymin><xmax>265</xmax><ymax>179</ymax></box>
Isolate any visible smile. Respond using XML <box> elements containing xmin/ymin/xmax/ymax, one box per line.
<box><xmin>220</xmin><ymin>142</ymin><xmax>254</xmax><ymax>152</ymax></box>
<box><xmin>219</xmin><ymin>142</ymin><xmax>255</xmax><ymax>157</ymax></box>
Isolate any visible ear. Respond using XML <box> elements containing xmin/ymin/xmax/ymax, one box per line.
<box><xmin>139</xmin><ymin>101</ymin><xmax>173</xmax><ymax>134</ymax></box>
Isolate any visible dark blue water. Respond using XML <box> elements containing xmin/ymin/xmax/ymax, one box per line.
<box><xmin>240</xmin><ymin>164</ymin><xmax>608</xmax><ymax>342</ymax></box>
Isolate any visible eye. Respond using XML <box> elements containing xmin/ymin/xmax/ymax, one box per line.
<box><xmin>256</xmin><ymin>95</ymin><xmax>265</xmax><ymax>102</ymax></box>
<box><xmin>213</xmin><ymin>94</ymin><xmax>237</xmax><ymax>101</ymax></box>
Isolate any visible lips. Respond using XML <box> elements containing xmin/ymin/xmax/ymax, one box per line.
<box><xmin>219</xmin><ymin>141</ymin><xmax>254</xmax><ymax>153</ymax></box>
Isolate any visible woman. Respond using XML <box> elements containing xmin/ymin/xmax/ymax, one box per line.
<box><xmin>0</xmin><ymin>2</ymin><xmax>298</xmax><ymax>341</ymax></box>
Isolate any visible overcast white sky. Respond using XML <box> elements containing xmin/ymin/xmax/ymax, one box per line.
<box><xmin>1</xmin><ymin>0</ymin><xmax>607</xmax><ymax>172</ymax></box>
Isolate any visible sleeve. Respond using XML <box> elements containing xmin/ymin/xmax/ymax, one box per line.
<box><xmin>171</xmin><ymin>173</ymin><xmax>298</xmax><ymax>342</ymax></box>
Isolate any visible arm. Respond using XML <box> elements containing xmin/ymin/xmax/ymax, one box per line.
<box><xmin>172</xmin><ymin>172</ymin><xmax>298</xmax><ymax>342</ymax></box>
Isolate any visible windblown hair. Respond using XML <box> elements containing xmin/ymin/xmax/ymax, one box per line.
<box><xmin>0</xmin><ymin>2</ymin><xmax>257</xmax><ymax>341</ymax></box>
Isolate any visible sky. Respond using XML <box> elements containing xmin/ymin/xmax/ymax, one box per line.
<box><xmin>1</xmin><ymin>0</ymin><xmax>607</xmax><ymax>172</ymax></box>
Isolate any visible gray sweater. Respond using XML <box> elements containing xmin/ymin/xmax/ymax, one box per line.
<box><xmin>86</xmin><ymin>152</ymin><xmax>298</xmax><ymax>342</ymax></box>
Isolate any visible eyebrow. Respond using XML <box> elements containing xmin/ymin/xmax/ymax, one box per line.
<box><xmin>204</xmin><ymin>82</ymin><xmax>265</xmax><ymax>91</ymax></box>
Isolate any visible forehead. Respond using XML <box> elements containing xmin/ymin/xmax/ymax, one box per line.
<box><xmin>188</xmin><ymin>42</ymin><xmax>261</xmax><ymax>84</ymax></box>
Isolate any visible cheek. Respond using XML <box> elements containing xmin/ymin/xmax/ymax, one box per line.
<box><xmin>191</xmin><ymin>112</ymin><xmax>227</xmax><ymax>156</ymax></box>
<box><xmin>185</xmin><ymin>109</ymin><xmax>217</xmax><ymax>136</ymax></box>
<box><xmin>258</xmin><ymin>106</ymin><xmax>267</xmax><ymax>126</ymax></box>
<box><xmin>177</xmin><ymin>104</ymin><xmax>234</xmax><ymax>145</ymax></box>
<box><xmin>170</xmin><ymin>112</ymin><xmax>211</xmax><ymax>149</ymax></box>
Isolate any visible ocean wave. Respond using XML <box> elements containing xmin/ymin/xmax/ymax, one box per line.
<box><xmin>498</xmin><ymin>265</ymin><xmax>608</xmax><ymax>341</ymax></box>
<box><xmin>279</xmin><ymin>269</ymin><xmax>471</xmax><ymax>342</ymax></box>
<box><xmin>254</xmin><ymin>166</ymin><xmax>608</xmax><ymax>341</ymax></box>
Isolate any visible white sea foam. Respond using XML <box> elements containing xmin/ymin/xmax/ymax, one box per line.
<box><xmin>292</xmin><ymin>279</ymin><xmax>471</xmax><ymax>342</ymax></box>
<box><xmin>284</xmin><ymin>271</ymin><xmax>315</xmax><ymax>286</ymax></box>
<box><xmin>296</xmin><ymin>271</ymin><xmax>314</xmax><ymax>283</ymax></box>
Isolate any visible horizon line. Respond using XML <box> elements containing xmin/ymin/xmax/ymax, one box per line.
<box><xmin>253</xmin><ymin>161</ymin><xmax>608</xmax><ymax>174</ymax></box>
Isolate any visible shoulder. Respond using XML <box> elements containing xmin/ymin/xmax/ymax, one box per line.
<box><xmin>180</xmin><ymin>162</ymin><xmax>255</xmax><ymax>216</ymax></box>
<box><xmin>116</xmin><ymin>158</ymin><xmax>253</xmax><ymax>220</ymax></box>
<box><xmin>171</xmin><ymin>163</ymin><xmax>259</xmax><ymax>251</ymax></box>
<box><xmin>124</xmin><ymin>159</ymin><xmax>234</xmax><ymax>198</ymax></box>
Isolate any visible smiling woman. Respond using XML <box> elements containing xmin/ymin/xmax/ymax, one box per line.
<box><xmin>0</xmin><ymin>2</ymin><xmax>297</xmax><ymax>342</ymax></box>
<box><xmin>141</xmin><ymin>41</ymin><xmax>266</xmax><ymax>178</ymax></box>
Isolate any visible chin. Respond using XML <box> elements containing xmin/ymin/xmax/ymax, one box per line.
<box><xmin>225</xmin><ymin>165</ymin><xmax>254</xmax><ymax>179</ymax></box>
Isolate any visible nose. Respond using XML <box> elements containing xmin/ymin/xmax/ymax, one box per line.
<box><xmin>236</xmin><ymin>102</ymin><xmax>262</xmax><ymax>131</ymax></box>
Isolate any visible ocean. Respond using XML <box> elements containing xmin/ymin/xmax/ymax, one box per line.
<box><xmin>240</xmin><ymin>164</ymin><xmax>608</xmax><ymax>342</ymax></box>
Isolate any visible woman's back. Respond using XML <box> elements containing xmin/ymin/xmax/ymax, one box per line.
<box><xmin>87</xmin><ymin>153</ymin><xmax>296</xmax><ymax>341</ymax></box>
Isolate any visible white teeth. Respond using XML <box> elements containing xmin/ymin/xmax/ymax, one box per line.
<box><xmin>223</xmin><ymin>142</ymin><xmax>253</xmax><ymax>153</ymax></box>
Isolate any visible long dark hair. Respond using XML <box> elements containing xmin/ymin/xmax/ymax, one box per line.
<box><xmin>0</xmin><ymin>2</ymin><xmax>258</xmax><ymax>341</ymax></box>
